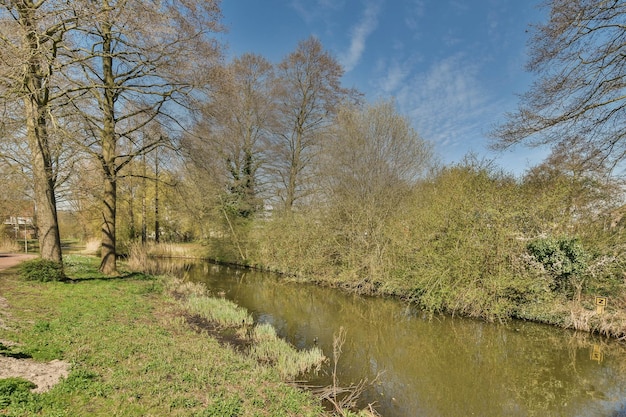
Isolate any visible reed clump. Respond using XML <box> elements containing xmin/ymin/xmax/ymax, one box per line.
<box><xmin>185</xmin><ymin>295</ymin><xmax>253</xmax><ymax>327</ymax></box>
<box><xmin>127</xmin><ymin>242</ymin><xmax>199</xmax><ymax>275</ymax></box>
<box><xmin>162</xmin><ymin>276</ymin><xmax>208</xmax><ymax>298</ymax></box>
<box><xmin>0</xmin><ymin>237</ymin><xmax>20</xmax><ymax>253</ymax></box>
<box><xmin>249</xmin><ymin>323</ymin><xmax>325</xmax><ymax>380</ymax></box>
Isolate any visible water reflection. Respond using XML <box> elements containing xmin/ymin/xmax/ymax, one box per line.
<box><xmin>182</xmin><ymin>261</ymin><xmax>626</xmax><ymax>417</ymax></box>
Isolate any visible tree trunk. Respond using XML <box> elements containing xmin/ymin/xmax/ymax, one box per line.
<box><xmin>100</xmin><ymin>172</ymin><xmax>116</xmax><ymax>274</ymax></box>
<box><xmin>99</xmin><ymin>18</ymin><xmax>117</xmax><ymax>274</ymax></box>
<box><xmin>154</xmin><ymin>149</ymin><xmax>160</xmax><ymax>243</ymax></box>
<box><xmin>21</xmin><ymin>1</ymin><xmax>62</xmax><ymax>264</ymax></box>
<box><xmin>24</xmin><ymin>101</ymin><xmax>63</xmax><ymax>263</ymax></box>
<box><xmin>284</xmin><ymin>128</ymin><xmax>303</xmax><ymax>212</ymax></box>
<box><xmin>142</xmin><ymin>153</ymin><xmax>147</xmax><ymax>244</ymax></box>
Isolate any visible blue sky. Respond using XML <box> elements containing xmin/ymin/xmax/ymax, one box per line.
<box><xmin>219</xmin><ymin>0</ymin><xmax>549</xmax><ymax>176</ymax></box>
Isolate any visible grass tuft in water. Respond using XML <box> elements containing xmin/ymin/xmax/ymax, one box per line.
<box><xmin>185</xmin><ymin>295</ymin><xmax>253</xmax><ymax>327</ymax></box>
<box><xmin>250</xmin><ymin>323</ymin><xmax>326</xmax><ymax>380</ymax></box>
<box><xmin>164</xmin><ymin>276</ymin><xmax>325</xmax><ymax>380</ymax></box>
<box><xmin>163</xmin><ymin>276</ymin><xmax>208</xmax><ymax>298</ymax></box>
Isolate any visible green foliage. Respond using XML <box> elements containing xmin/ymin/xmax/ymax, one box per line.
<box><xmin>19</xmin><ymin>258</ymin><xmax>65</xmax><ymax>282</ymax></box>
<box><xmin>382</xmin><ymin>162</ymin><xmax>533</xmax><ymax>320</ymax></box>
<box><xmin>252</xmin><ymin>211</ymin><xmax>338</xmax><ymax>276</ymax></box>
<box><xmin>527</xmin><ymin>237</ymin><xmax>588</xmax><ymax>296</ymax></box>
<box><xmin>206</xmin><ymin>155</ymin><xmax>626</xmax><ymax>329</ymax></box>
<box><xmin>0</xmin><ymin>377</ymin><xmax>37</xmax><ymax>408</ymax></box>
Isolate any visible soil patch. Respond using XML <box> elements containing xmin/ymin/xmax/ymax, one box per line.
<box><xmin>0</xmin><ymin>356</ymin><xmax>69</xmax><ymax>393</ymax></box>
<box><xmin>0</xmin><ymin>253</ymin><xmax>70</xmax><ymax>393</ymax></box>
<box><xmin>0</xmin><ymin>253</ymin><xmax>37</xmax><ymax>271</ymax></box>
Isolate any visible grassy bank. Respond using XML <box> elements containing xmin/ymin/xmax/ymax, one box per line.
<box><xmin>0</xmin><ymin>255</ymin><xmax>326</xmax><ymax>417</ymax></box>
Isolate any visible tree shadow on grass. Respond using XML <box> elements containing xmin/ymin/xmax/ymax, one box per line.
<box><xmin>63</xmin><ymin>271</ymin><xmax>156</xmax><ymax>284</ymax></box>
<box><xmin>0</xmin><ymin>342</ymin><xmax>32</xmax><ymax>359</ymax></box>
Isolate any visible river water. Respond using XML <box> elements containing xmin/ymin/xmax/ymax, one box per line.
<box><xmin>178</xmin><ymin>261</ymin><xmax>626</xmax><ymax>417</ymax></box>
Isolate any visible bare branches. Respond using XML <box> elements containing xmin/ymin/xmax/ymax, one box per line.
<box><xmin>307</xmin><ymin>327</ymin><xmax>382</xmax><ymax>416</ymax></box>
<box><xmin>492</xmin><ymin>0</ymin><xmax>626</xmax><ymax>171</ymax></box>
<box><xmin>270</xmin><ymin>36</ymin><xmax>359</xmax><ymax>211</ymax></box>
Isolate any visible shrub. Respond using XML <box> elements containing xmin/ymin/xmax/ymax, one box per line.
<box><xmin>527</xmin><ymin>237</ymin><xmax>588</xmax><ymax>297</ymax></box>
<box><xmin>19</xmin><ymin>259</ymin><xmax>65</xmax><ymax>282</ymax></box>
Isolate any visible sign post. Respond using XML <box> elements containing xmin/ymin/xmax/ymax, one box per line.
<box><xmin>595</xmin><ymin>296</ymin><xmax>607</xmax><ymax>314</ymax></box>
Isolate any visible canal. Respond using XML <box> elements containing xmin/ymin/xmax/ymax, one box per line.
<box><xmin>182</xmin><ymin>261</ymin><xmax>626</xmax><ymax>417</ymax></box>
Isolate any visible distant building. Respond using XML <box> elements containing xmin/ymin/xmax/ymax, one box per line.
<box><xmin>2</xmin><ymin>203</ymin><xmax>36</xmax><ymax>240</ymax></box>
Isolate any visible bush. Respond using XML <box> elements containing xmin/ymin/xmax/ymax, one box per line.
<box><xmin>527</xmin><ymin>237</ymin><xmax>588</xmax><ymax>297</ymax></box>
<box><xmin>19</xmin><ymin>259</ymin><xmax>65</xmax><ymax>282</ymax></box>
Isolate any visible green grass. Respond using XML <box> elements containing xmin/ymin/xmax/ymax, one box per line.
<box><xmin>0</xmin><ymin>256</ymin><xmax>324</xmax><ymax>416</ymax></box>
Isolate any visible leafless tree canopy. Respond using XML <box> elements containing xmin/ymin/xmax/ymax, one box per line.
<box><xmin>270</xmin><ymin>36</ymin><xmax>359</xmax><ymax>211</ymax></box>
<box><xmin>493</xmin><ymin>0</ymin><xmax>626</xmax><ymax>171</ymax></box>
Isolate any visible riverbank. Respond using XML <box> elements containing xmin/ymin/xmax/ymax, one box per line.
<box><xmin>0</xmin><ymin>255</ymin><xmax>327</xmax><ymax>416</ymax></box>
<box><xmin>313</xmin><ymin>272</ymin><xmax>626</xmax><ymax>341</ymax></box>
<box><xmin>125</xmin><ymin>241</ymin><xmax>626</xmax><ymax>340</ymax></box>
<box><xmin>175</xmin><ymin>256</ymin><xmax>625</xmax><ymax>341</ymax></box>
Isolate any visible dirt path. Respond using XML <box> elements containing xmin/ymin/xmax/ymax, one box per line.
<box><xmin>0</xmin><ymin>253</ymin><xmax>38</xmax><ymax>271</ymax></box>
<box><xmin>0</xmin><ymin>253</ymin><xmax>70</xmax><ymax>393</ymax></box>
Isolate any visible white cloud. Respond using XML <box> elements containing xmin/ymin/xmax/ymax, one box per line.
<box><xmin>374</xmin><ymin>58</ymin><xmax>415</xmax><ymax>94</ymax></box>
<box><xmin>290</xmin><ymin>0</ymin><xmax>345</xmax><ymax>24</ymax></box>
<box><xmin>339</xmin><ymin>0</ymin><xmax>382</xmax><ymax>72</ymax></box>
<box><xmin>390</xmin><ymin>54</ymin><xmax>503</xmax><ymax>157</ymax></box>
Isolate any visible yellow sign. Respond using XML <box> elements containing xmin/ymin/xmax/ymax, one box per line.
<box><xmin>591</xmin><ymin>344</ymin><xmax>603</xmax><ymax>363</ymax></box>
<box><xmin>595</xmin><ymin>297</ymin><xmax>607</xmax><ymax>314</ymax></box>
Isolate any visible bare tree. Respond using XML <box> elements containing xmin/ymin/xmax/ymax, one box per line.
<box><xmin>187</xmin><ymin>53</ymin><xmax>274</xmax><ymax>218</ymax></box>
<box><xmin>270</xmin><ymin>36</ymin><xmax>358</xmax><ymax>211</ymax></box>
<box><xmin>0</xmin><ymin>0</ymin><xmax>76</xmax><ymax>263</ymax></box>
<box><xmin>493</xmin><ymin>0</ymin><xmax>626</xmax><ymax>171</ymax></box>
<box><xmin>323</xmin><ymin>100</ymin><xmax>432</xmax><ymax>204</ymax></box>
<box><xmin>521</xmin><ymin>148</ymin><xmax>620</xmax><ymax>234</ymax></box>
<box><xmin>321</xmin><ymin>100</ymin><xmax>432</xmax><ymax>276</ymax></box>
<box><xmin>59</xmin><ymin>0</ymin><xmax>222</xmax><ymax>274</ymax></box>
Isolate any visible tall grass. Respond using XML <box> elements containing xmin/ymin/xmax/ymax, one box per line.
<box><xmin>127</xmin><ymin>242</ymin><xmax>200</xmax><ymax>275</ymax></box>
<box><xmin>250</xmin><ymin>323</ymin><xmax>325</xmax><ymax>380</ymax></box>
<box><xmin>162</xmin><ymin>276</ymin><xmax>208</xmax><ymax>298</ymax></box>
<box><xmin>185</xmin><ymin>295</ymin><xmax>253</xmax><ymax>327</ymax></box>
<box><xmin>127</xmin><ymin>241</ymin><xmax>203</xmax><ymax>259</ymax></box>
